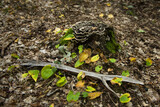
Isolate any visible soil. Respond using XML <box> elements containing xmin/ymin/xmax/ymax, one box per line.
<box><xmin>0</xmin><ymin>0</ymin><xmax>159</xmax><ymax>107</ymax></box>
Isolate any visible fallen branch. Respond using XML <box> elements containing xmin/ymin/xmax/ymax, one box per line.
<box><xmin>20</xmin><ymin>61</ymin><xmax>144</xmax><ymax>97</ymax></box>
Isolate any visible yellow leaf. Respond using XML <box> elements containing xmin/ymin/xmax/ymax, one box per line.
<box><xmin>14</xmin><ymin>38</ymin><xmax>19</xmax><ymax>43</ymax></box>
<box><xmin>88</xmin><ymin>92</ymin><xmax>103</xmax><ymax>99</ymax></box>
<box><xmin>106</xmin><ymin>3</ymin><xmax>111</xmax><ymax>6</ymax></box>
<box><xmin>99</xmin><ymin>13</ymin><xmax>104</xmax><ymax>18</ymax></box>
<box><xmin>91</xmin><ymin>55</ymin><xmax>99</xmax><ymax>62</ymax></box>
<box><xmin>77</xmin><ymin>71</ymin><xmax>85</xmax><ymax>80</ymax></box>
<box><xmin>129</xmin><ymin>57</ymin><xmax>136</xmax><ymax>62</ymax></box>
<box><xmin>76</xmin><ymin>81</ymin><xmax>85</xmax><ymax>88</ymax></box>
<box><xmin>108</xmin><ymin>14</ymin><xmax>114</xmax><ymax>19</ymax></box>
<box><xmin>59</xmin><ymin>14</ymin><xmax>64</xmax><ymax>18</ymax></box>
<box><xmin>53</xmin><ymin>28</ymin><xmax>61</xmax><ymax>34</ymax></box>
<box><xmin>79</xmin><ymin>52</ymin><xmax>89</xmax><ymax>62</ymax></box>
<box><xmin>46</xmin><ymin>29</ymin><xmax>52</xmax><ymax>33</ymax></box>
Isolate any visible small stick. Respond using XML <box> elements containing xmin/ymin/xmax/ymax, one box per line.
<box><xmin>20</xmin><ymin>61</ymin><xmax>144</xmax><ymax>97</ymax></box>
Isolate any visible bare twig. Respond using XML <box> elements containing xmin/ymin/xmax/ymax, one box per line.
<box><xmin>20</xmin><ymin>61</ymin><xmax>144</xmax><ymax>97</ymax></box>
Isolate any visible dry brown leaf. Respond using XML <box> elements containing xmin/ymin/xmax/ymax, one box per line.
<box><xmin>79</xmin><ymin>52</ymin><xmax>89</xmax><ymax>62</ymax></box>
<box><xmin>100</xmin><ymin>53</ymin><xmax>108</xmax><ymax>63</ymax></box>
<box><xmin>76</xmin><ymin>81</ymin><xmax>85</xmax><ymax>88</ymax></box>
<box><xmin>107</xmin><ymin>68</ymin><xmax>113</xmax><ymax>72</ymax></box>
<box><xmin>89</xmin><ymin>82</ymin><xmax>97</xmax><ymax>85</ymax></box>
<box><xmin>84</xmin><ymin>48</ymin><xmax>92</xmax><ymax>57</ymax></box>
<box><xmin>88</xmin><ymin>92</ymin><xmax>103</xmax><ymax>99</ymax></box>
<box><xmin>85</xmin><ymin>57</ymin><xmax>91</xmax><ymax>64</ymax></box>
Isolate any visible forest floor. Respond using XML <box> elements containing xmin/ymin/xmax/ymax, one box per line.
<box><xmin>0</xmin><ymin>0</ymin><xmax>159</xmax><ymax>107</ymax></box>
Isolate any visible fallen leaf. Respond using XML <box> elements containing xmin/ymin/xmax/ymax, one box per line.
<box><xmin>79</xmin><ymin>52</ymin><xmax>89</xmax><ymax>62</ymax></box>
<box><xmin>74</xmin><ymin>60</ymin><xmax>84</xmax><ymax>68</ymax></box>
<box><xmin>88</xmin><ymin>92</ymin><xmax>103</xmax><ymax>99</ymax></box>
<box><xmin>91</xmin><ymin>54</ymin><xmax>99</xmax><ymax>62</ymax></box>
<box><xmin>85</xmin><ymin>57</ymin><xmax>91</xmax><ymax>64</ymax></box>
<box><xmin>111</xmin><ymin>77</ymin><xmax>123</xmax><ymax>86</ymax></box>
<box><xmin>146</xmin><ymin>58</ymin><xmax>152</xmax><ymax>66</ymax></box>
<box><xmin>14</xmin><ymin>38</ymin><xmax>19</xmax><ymax>42</ymax></box>
<box><xmin>129</xmin><ymin>57</ymin><xmax>136</xmax><ymax>62</ymax></box>
<box><xmin>49</xmin><ymin>103</ymin><xmax>54</xmax><ymax>107</ymax></box>
<box><xmin>106</xmin><ymin>3</ymin><xmax>111</xmax><ymax>6</ymax></box>
<box><xmin>86</xmin><ymin>86</ymin><xmax>96</xmax><ymax>92</ymax></box>
<box><xmin>84</xmin><ymin>48</ymin><xmax>92</xmax><ymax>57</ymax></box>
<box><xmin>77</xmin><ymin>71</ymin><xmax>85</xmax><ymax>80</ymax></box>
<box><xmin>107</xmin><ymin>68</ymin><xmax>113</xmax><ymax>72</ymax></box>
<box><xmin>76</xmin><ymin>81</ymin><xmax>85</xmax><ymax>88</ymax></box>
<box><xmin>56</xmin><ymin>76</ymin><xmax>67</xmax><ymax>87</ymax></box>
<box><xmin>100</xmin><ymin>53</ymin><xmax>108</xmax><ymax>63</ymax></box>
<box><xmin>95</xmin><ymin>65</ymin><xmax>103</xmax><ymax>72</ymax></box>
<box><xmin>109</xmin><ymin>58</ymin><xmax>116</xmax><ymax>63</ymax></box>
<box><xmin>22</xmin><ymin>73</ymin><xmax>28</xmax><ymax>78</ymax></box>
<box><xmin>120</xmin><ymin>93</ymin><xmax>131</xmax><ymax>103</ymax></box>
<box><xmin>137</xmin><ymin>29</ymin><xmax>145</xmax><ymax>33</ymax></box>
<box><xmin>99</xmin><ymin>13</ymin><xmax>104</xmax><ymax>18</ymax></box>
<box><xmin>82</xmin><ymin>92</ymin><xmax>88</xmax><ymax>98</ymax></box>
<box><xmin>11</xmin><ymin>53</ymin><xmax>20</xmax><ymax>59</ymax></box>
<box><xmin>67</xmin><ymin>91</ymin><xmax>80</xmax><ymax>102</ymax></box>
<box><xmin>108</xmin><ymin>14</ymin><xmax>114</xmax><ymax>19</ymax></box>
<box><xmin>46</xmin><ymin>29</ymin><xmax>52</xmax><ymax>33</ymax></box>
<box><xmin>59</xmin><ymin>14</ymin><xmax>64</xmax><ymax>18</ymax></box>
<box><xmin>122</xmin><ymin>70</ymin><xmax>130</xmax><ymax>77</ymax></box>
<box><xmin>53</xmin><ymin>28</ymin><xmax>62</xmax><ymax>34</ymax></box>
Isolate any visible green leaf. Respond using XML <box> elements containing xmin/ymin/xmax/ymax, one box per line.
<box><xmin>120</xmin><ymin>93</ymin><xmax>131</xmax><ymax>103</ymax></box>
<box><xmin>71</xmin><ymin>52</ymin><xmax>77</xmax><ymax>58</ymax></box>
<box><xmin>41</xmin><ymin>65</ymin><xmax>56</xmax><ymax>79</ymax></box>
<box><xmin>11</xmin><ymin>53</ymin><xmax>20</xmax><ymax>59</ymax></box>
<box><xmin>95</xmin><ymin>65</ymin><xmax>103</xmax><ymax>72</ymax></box>
<box><xmin>86</xmin><ymin>86</ymin><xmax>96</xmax><ymax>92</ymax></box>
<box><xmin>67</xmin><ymin>91</ymin><xmax>80</xmax><ymax>102</ymax></box>
<box><xmin>55</xmin><ymin>44</ymin><xmax>60</xmax><ymax>48</ymax></box>
<box><xmin>110</xmin><ymin>77</ymin><xmax>123</xmax><ymax>86</ymax></box>
<box><xmin>49</xmin><ymin>103</ymin><xmax>54</xmax><ymax>107</ymax></box>
<box><xmin>122</xmin><ymin>70</ymin><xmax>130</xmax><ymax>77</ymax></box>
<box><xmin>74</xmin><ymin>60</ymin><xmax>84</xmax><ymax>68</ymax></box>
<box><xmin>78</xmin><ymin>45</ymin><xmax>83</xmax><ymax>54</ymax></box>
<box><xmin>146</xmin><ymin>58</ymin><xmax>152</xmax><ymax>66</ymax></box>
<box><xmin>63</xmin><ymin>34</ymin><xmax>75</xmax><ymax>40</ymax></box>
<box><xmin>82</xmin><ymin>92</ymin><xmax>88</xmax><ymax>98</ymax></box>
<box><xmin>8</xmin><ymin>65</ymin><xmax>17</xmax><ymax>71</ymax></box>
<box><xmin>28</xmin><ymin>70</ymin><xmax>39</xmax><ymax>82</ymax></box>
<box><xmin>109</xmin><ymin>58</ymin><xmax>116</xmax><ymax>63</ymax></box>
<box><xmin>137</xmin><ymin>29</ymin><xmax>145</xmax><ymax>33</ymax></box>
<box><xmin>56</xmin><ymin>76</ymin><xmax>67</xmax><ymax>87</ymax></box>
<box><xmin>77</xmin><ymin>71</ymin><xmax>85</xmax><ymax>80</ymax></box>
<box><xmin>22</xmin><ymin>73</ymin><xmax>28</xmax><ymax>78</ymax></box>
